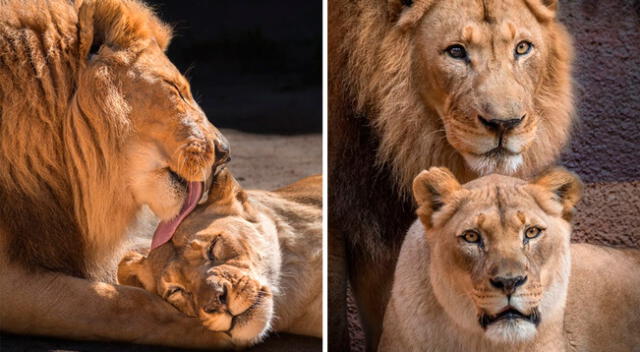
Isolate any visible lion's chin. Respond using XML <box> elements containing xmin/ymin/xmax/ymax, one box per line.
<box><xmin>462</xmin><ymin>152</ymin><xmax>523</xmax><ymax>176</ymax></box>
<box><xmin>484</xmin><ymin>319</ymin><xmax>538</xmax><ymax>344</ymax></box>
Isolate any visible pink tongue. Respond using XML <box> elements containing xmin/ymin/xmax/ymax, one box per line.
<box><xmin>150</xmin><ymin>181</ymin><xmax>203</xmax><ymax>250</ymax></box>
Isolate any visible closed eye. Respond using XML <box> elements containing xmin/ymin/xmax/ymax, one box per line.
<box><xmin>162</xmin><ymin>80</ymin><xmax>187</xmax><ymax>101</ymax></box>
<box><xmin>165</xmin><ymin>286</ymin><xmax>185</xmax><ymax>299</ymax></box>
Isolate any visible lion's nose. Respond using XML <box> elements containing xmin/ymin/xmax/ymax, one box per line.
<box><xmin>490</xmin><ymin>275</ymin><xmax>527</xmax><ymax>295</ymax></box>
<box><xmin>203</xmin><ymin>282</ymin><xmax>228</xmax><ymax>314</ymax></box>
<box><xmin>478</xmin><ymin>115</ymin><xmax>524</xmax><ymax>133</ymax></box>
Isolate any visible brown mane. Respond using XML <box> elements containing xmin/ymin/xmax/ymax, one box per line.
<box><xmin>0</xmin><ymin>0</ymin><xmax>172</xmax><ymax>278</ymax></box>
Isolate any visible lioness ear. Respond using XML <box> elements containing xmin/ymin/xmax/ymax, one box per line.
<box><xmin>206</xmin><ymin>168</ymin><xmax>242</xmax><ymax>205</ymax></box>
<box><xmin>533</xmin><ymin>167</ymin><xmax>583</xmax><ymax>221</ymax></box>
<box><xmin>412</xmin><ymin>167</ymin><xmax>461</xmax><ymax>229</ymax></box>
<box><xmin>118</xmin><ymin>251</ymin><xmax>155</xmax><ymax>291</ymax></box>
<box><xmin>524</xmin><ymin>0</ymin><xmax>558</xmax><ymax>22</ymax></box>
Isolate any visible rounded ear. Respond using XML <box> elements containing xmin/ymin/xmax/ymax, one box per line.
<box><xmin>117</xmin><ymin>251</ymin><xmax>155</xmax><ymax>291</ymax></box>
<box><xmin>524</xmin><ymin>0</ymin><xmax>558</xmax><ymax>22</ymax></box>
<box><xmin>387</xmin><ymin>0</ymin><xmax>436</xmax><ymax>29</ymax></box>
<box><xmin>77</xmin><ymin>0</ymin><xmax>173</xmax><ymax>60</ymax></box>
<box><xmin>412</xmin><ymin>167</ymin><xmax>461</xmax><ymax>228</ymax></box>
<box><xmin>533</xmin><ymin>167</ymin><xmax>583</xmax><ymax>221</ymax></box>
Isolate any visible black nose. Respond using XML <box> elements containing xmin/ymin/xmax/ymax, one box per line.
<box><xmin>490</xmin><ymin>275</ymin><xmax>527</xmax><ymax>295</ymax></box>
<box><xmin>203</xmin><ymin>282</ymin><xmax>228</xmax><ymax>314</ymax></box>
<box><xmin>213</xmin><ymin>135</ymin><xmax>230</xmax><ymax>166</ymax></box>
<box><xmin>478</xmin><ymin>115</ymin><xmax>524</xmax><ymax>132</ymax></box>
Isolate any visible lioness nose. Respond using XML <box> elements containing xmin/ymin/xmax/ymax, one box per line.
<box><xmin>213</xmin><ymin>134</ymin><xmax>230</xmax><ymax>166</ymax></box>
<box><xmin>490</xmin><ymin>275</ymin><xmax>527</xmax><ymax>295</ymax></box>
<box><xmin>478</xmin><ymin>115</ymin><xmax>524</xmax><ymax>133</ymax></box>
<box><xmin>203</xmin><ymin>282</ymin><xmax>228</xmax><ymax>314</ymax></box>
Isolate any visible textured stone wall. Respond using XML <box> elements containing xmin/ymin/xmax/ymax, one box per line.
<box><xmin>558</xmin><ymin>1</ymin><xmax>640</xmax><ymax>247</ymax></box>
<box><xmin>560</xmin><ymin>0</ymin><xmax>640</xmax><ymax>183</ymax></box>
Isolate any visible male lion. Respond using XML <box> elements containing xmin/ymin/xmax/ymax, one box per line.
<box><xmin>118</xmin><ymin>170</ymin><xmax>323</xmax><ymax>348</ymax></box>
<box><xmin>0</xmin><ymin>0</ymin><xmax>232</xmax><ymax>347</ymax></box>
<box><xmin>379</xmin><ymin>167</ymin><xmax>640</xmax><ymax>351</ymax></box>
<box><xmin>328</xmin><ymin>0</ymin><xmax>574</xmax><ymax>348</ymax></box>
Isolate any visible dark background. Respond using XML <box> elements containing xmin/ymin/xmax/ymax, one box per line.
<box><xmin>152</xmin><ymin>0</ymin><xmax>322</xmax><ymax>134</ymax></box>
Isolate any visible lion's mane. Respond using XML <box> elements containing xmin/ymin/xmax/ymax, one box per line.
<box><xmin>0</xmin><ymin>0</ymin><xmax>171</xmax><ymax>279</ymax></box>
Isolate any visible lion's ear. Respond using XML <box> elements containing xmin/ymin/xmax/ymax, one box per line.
<box><xmin>118</xmin><ymin>251</ymin><xmax>155</xmax><ymax>291</ymax></box>
<box><xmin>78</xmin><ymin>0</ymin><xmax>173</xmax><ymax>59</ymax></box>
<box><xmin>532</xmin><ymin>167</ymin><xmax>583</xmax><ymax>221</ymax></box>
<box><xmin>389</xmin><ymin>0</ymin><xmax>435</xmax><ymax>29</ymax></box>
<box><xmin>412</xmin><ymin>167</ymin><xmax>462</xmax><ymax>228</ymax></box>
<box><xmin>524</xmin><ymin>0</ymin><xmax>558</xmax><ymax>22</ymax></box>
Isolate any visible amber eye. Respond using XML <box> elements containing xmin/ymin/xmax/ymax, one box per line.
<box><xmin>461</xmin><ymin>230</ymin><xmax>481</xmax><ymax>244</ymax></box>
<box><xmin>445</xmin><ymin>44</ymin><xmax>468</xmax><ymax>60</ymax></box>
<box><xmin>524</xmin><ymin>226</ymin><xmax>543</xmax><ymax>240</ymax></box>
<box><xmin>515</xmin><ymin>41</ymin><xmax>532</xmax><ymax>56</ymax></box>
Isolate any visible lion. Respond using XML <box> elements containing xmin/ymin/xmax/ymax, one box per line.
<box><xmin>378</xmin><ymin>167</ymin><xmax>640</xmax><ymax>351</ymax></box>
<box><xmin>117</xmin><ymin>169</ymin><xmax>323</xmax><ymax>348</ymax></box>
<box><xmin>0</xmin><ymin>0</ymin><xmax>233</xmax><ymax>348</ymax></box>
<box><xmin>328</xmin><ymin>0</ymin><xmax>574</xmax><ymax>348</ymax></box>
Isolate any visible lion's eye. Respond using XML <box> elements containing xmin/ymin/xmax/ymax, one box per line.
<box><xmin>515</xmin><ymin>41</ymin><xmax>533</xmax><ymax>57</ymax></box>
<box><xmin>445</xmin><ymin>44</ymin><xmax>468</xmax><ymax>60</ymax></box>
<box><xmin>524</xmin><ymin>226</ymin><xmax>543</xmax><ymax>240</ymax></box>
<box><xmin>461</xmin><ymin>230</ymin><xmax>481</xmax><ymax>244</ymax></box>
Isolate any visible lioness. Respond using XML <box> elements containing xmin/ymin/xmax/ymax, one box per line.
<box><xmin>118</xmin><ymin>170</ymin><xmax>323</xmax><ymax>348</ymax></box>
<box><xmin>379</xmin><ymin>167</ymin><xmax>640</xmax><ymax>351</ymax></box>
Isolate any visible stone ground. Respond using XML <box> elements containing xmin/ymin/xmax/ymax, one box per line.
<box><xmin>0</xmin><ymin>129</ymin><xmax>322</xmax><ymax>352</ymax></box>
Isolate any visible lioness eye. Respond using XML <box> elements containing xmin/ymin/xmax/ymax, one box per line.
<box><xmin>445</xmin><ymin>44</ymin><xmax>467</xmax><ymax>60</ymax></box>
<box><xmin>524</xmin><ymin>226</ymin><xmax>543</xmax><ymax>240</ymax></box>
<box><xmin>166</xmin><ymin>286</ymin><xmax>184</xmax><ymax>298</ymax></box>
<box><xmin>461</xmin><ymin>230</ymin><xmax>481</xmax><ymax>244</ymax></box>
<box><xmin>515</xmin><ymin>41</ymin><xmax>532</xmax><ymax>57</ymax></box>
<box><xmin>207</xmin><ymin>237</ymin><xmax>219</xmax><ymax>262</ymax></box>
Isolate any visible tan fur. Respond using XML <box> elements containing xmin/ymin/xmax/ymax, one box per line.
<box><xmin>379</xmin><ymin>168</ymin><xmax>640</xmax><ymax>351</ymax></box>
<box><xmin>118</xmin><ymin>170</ymin><xmax>323</xmax><ymax>348</ymax></box>
<box><xmin>0</xmin><ymin>0</ymin><xmax>231</xmax><ymax>347</ymax></box>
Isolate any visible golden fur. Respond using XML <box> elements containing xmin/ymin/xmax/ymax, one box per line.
<box><xmin>0</xmin><ymin>0</ymin><xmax>230</xmax><ymax>347</ymax></box>
<box><xmin>119</xmin><ymin>170</ymin><xmax>323</xmax><ymax>348</ymax></box>
<box><xmin>336</xmin><ymin>0</ymin><xmax>573</xmax><ymax>191</ymax></box>
<box><xmin>328</xmin><ymin>0</ymin><xmax>575</xmax><ymax>348</ymax></box>
<box><xmin>379</xmin><ymin>168</ymin><xmax>640</xmax><ymax>351</ymax></box>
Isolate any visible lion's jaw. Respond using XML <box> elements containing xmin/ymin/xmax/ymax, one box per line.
<box><xmin>413</xmin><ymin>169</ymin><xmax>579</xmax><ymax>346</ymax></box>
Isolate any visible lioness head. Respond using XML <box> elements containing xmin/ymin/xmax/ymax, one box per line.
<box><xmin>119</xmin><ymin>170</ymin><xmax>277</xmax><ymax>346</ymax></box>
<box><xmin>75</xmin><ymin>0</ymin><xmax>230</xmax><ymax>222</ymax></box>
<box><xmin>356</xmin><ymin>0</ymin><xmax>573</xmax><ymax>189</ymax></box>
<box><xmin>412</xmin><ymin>166</ymin><xmax>581</xmax><ymax>343</ymax></box>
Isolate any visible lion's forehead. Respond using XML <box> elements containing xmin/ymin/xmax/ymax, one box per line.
<box><xmin>448</xmin><ymin>188</ymin><xmax>547</xmax><ymax>230</ymax></box>
<box><xmin>429</xmin><ymin>0</ymin><xmax>538</xmax><ymax>23</ymax></box>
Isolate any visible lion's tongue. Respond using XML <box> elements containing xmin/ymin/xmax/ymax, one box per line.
<box><xmin>150</xmin><ymin>181</ymin><xmax>203</xmax><ymax>250</ymax></box>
